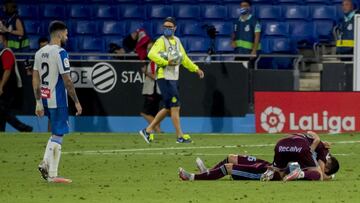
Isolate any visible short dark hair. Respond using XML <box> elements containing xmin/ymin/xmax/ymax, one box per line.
<box><xmin>241</xmin><ymin>0</ymin><xmax>252</xmax><ymax>6</ymax></box>
<box><xmin>48</xmin><ymin>21</ymin><xmax>67</xmax><ymax>34</ymax></box>
<box><xmin>325</xmin><ymin>155</ymin><xmax>340</xmax><ymax>176</ymax></box>
<box><xmin>163</xmin><ymin>17</ymin><xmax>176</xmax><ymax>26</ymax></box>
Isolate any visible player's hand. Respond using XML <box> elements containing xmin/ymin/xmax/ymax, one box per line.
<box><xmin>35</xmin><ymin>100</ymin><xmax>44</xmax><ymax>117</ymax></box>
<box><xmin>75</xmin><ymin>102</ymin><xmax>82</xmax><ymax>116</ymax></box>
<box><xmin>197</xmin><ymin>69</ymin><xmax>204</xmax><ymax>79</ymax></box>
<box><xmin>141</xmin><ymin>65</ymin><xmax>146</xmax><ymax>73</ymax></box>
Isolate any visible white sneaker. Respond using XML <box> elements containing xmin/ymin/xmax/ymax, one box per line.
<box><xmin>196</xmin><ymin>157</ymin><xmax>208</xmax><ymax>173</ymax></box>
<box><xmin>283</xmin><ymin>168</ymin><xmax>302</xmax><ymax>182</ymax></box>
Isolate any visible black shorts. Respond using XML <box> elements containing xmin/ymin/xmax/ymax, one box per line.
<box><xmin>142</xmin><ymin>93</ymin><xmax>161</xmax><ymax>117</ymax></box>
<box><xmin>157</xmin><ymin>79</ymin><xmax>180</xmax><ymax>109</ymax></box>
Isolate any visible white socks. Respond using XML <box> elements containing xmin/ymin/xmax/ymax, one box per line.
<box><xmin>43</xmin><ymin>136</ymin><xmax>63</xmax><ymax>178</ymax></box>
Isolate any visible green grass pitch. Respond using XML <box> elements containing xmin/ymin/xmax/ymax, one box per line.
<box><xmin>1</xmin><ymin>133</ymin><xmax>360</xmax><ymax>203</ymax></box>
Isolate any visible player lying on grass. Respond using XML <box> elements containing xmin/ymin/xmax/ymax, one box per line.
<box><xmin>179</xmin><ymin>154</ymin><xmax>277</xmax><ymax>181</ymax></box>
<box><xmin>261</xmin><ymin>131</ymin><xmax>339</xmax><ymax>181</ymax></box>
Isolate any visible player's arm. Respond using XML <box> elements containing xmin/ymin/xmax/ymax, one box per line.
<box><xmin>148</xmin><ymin>38</ymin><xmax>169</xmax><ymax>67</ymax></box>
<box><xmin>179</xmin><ymin>43</ymin><xmax>204</xmax><ymax>78</ymax></box>
<box><xmin>58</xmin><ymin>50</ymin><xmax>82</xmax><ymax>115</ymax></box>
<box><xmin>32</xmin><ymin>54</ymin><xmax>44</xmax><ymax>117</ymax></box>
<box><xmin>307</xmin><ymin>131</ymin><xmax>321</xmax><ymax>152</ymax></box>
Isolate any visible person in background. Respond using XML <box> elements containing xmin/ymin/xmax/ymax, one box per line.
<box><xmin>335</xmin><ymin>0</ymin><xmax>359</xmax><ymax>60</ymax></box>
<box><xmin>231</xmin><ymin>0</ymin><xmax>261</xmax><ymax>66</ymax></box>
<box><xmin>0</xmin><ymin>0</ymin><xmax>29</xmax><ymax>51</ymax></box>
<box><xmin>0</xmin><ymin>34</ymin><xmax>32</xmax><ymax>132</ymax></box>
<box><xmin>140</xmin><ymin>42</ymin><xmax>162</xmax><ymax>133</ymax></box>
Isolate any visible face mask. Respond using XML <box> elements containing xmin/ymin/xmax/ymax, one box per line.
<box><xmin>240</xmin><ymin>7</ymin><xmax>251</xmax><ymax>15</ymax></box>
<box><xmin>163</xmin><ymin>28</ymin><xmax>174</xmax><ymax>37</ymax></box>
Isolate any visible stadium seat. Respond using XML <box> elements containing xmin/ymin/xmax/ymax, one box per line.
<box><xmin>263</xmin><ymin>22</ymin><xmax>289</xmax><ymax>37</ymax></box>
<box><xmin>228</xmin><ymin>4</ymin><xmax>244</xmax><ymax>19</ymax></box>
<box><xmin>313</xmin><ymin>20</ymin><xmax>334</xmax><ymax>42</ymax></box>
<box><xmin>267</xmin><ymin>37</ymin><xmax>293</xmax><ymax>53</ymax></box>
<box><xmin>23</xmin><ymin>20</ymin><xmax>41</xmax><ymax>34</ymax></box>
<box><xmin>104</xmin><ymin>36</ymin><xmax>123</xmax><ymax>49</ymax></box>
<box><xmin>186</xmin><ymin>37</ymin><xmax>209</xmax><ymax>52</ymax></box>
<box><xmin>311</xmin><ymin>6</ymin><xmax>337</xmax><ymax>21</ymax></box>
<box><xmin>216</xmin><ymin>37</ymin><xmax>233</xmax><ymax>52</ymax></box>
<box><xmin>256</xmin><ymin>6</ymin><xmax>282</xmax><ymax>20</ymax></box>
<box><xmin>201</xmin><ymin>5</ymin><xmax>227</xmax><ymax>19</ymax></box>
<box><xmin>174</xmin><ymin>5</ymin><xmax>200</xmax><ymax>19</ymax></box>
<box><xmin>276</xmin><ymin>0</ymin><xmax>304</xmax><ymax>4</ymax></box>
<box><xmin>283</xmin><ymin>5</ymin><xmax>310</xmax><ymax>20</ymax></box>
<box><xmin>42</xmin><ymin>4</ymin><xmax>66</xmax><ymax>19</ymax></box>
<box><xmin>73</xmin><ymin>21</ymin><xmax>98</xmax><ymax>35</ymax></box>
<box><xmin>181</xmin><ymin>21</ymin><xmax>204</xmax><ymax>36</ymax></box>
<box><xmin>167</xmin><ymin>0</ymin><xmax>192</xmax><ymax>2</ymax></box>
<box><xmin>288</xmin><ymin>21</ymin><xmax>315</xmax><ymax>44</ymax></box>
<box><xmin>120</xmin><ymin>4</ymin><xmax>146</xmax><ymax>19</ymax></box>
<box><xmin>79</xmin><ymin>37</ymin><xmax>105</xmax><ymax>52</ymax></box>
<box><xmin>115</xmin><ymin>0</ymin><xmax>137</xmax><ymax>3</ymax></box>
<box><xmin>304</xmin><ymin>0</ymin><xmax>330</xmax><ymax>4</ymax></box>
<box><xmin>96</xmin><ymin>5</ymin><xmax>118</xmax><ymax>19</ymax></box>
<box><xmin>148</xmin><ymin>5</ymin><xmax>173</xmax><ymax>19</ymax></box>
<box><xmin>28</xmin><ymin>35</ymin><xmax>40</xmax><ymax>51</ymax></box>
<box><xmin>208</xmin><ymin>21</ymin><xmax>233</xmax><ymax>36</ymax></box>
<box><xmin>65</xmin><ymin>37</ymin><xmax>79</xmax><ymax>52</ymax></box>
<box><xmin>251</xmin><ymin>0</ymin><xmax>274</xmax><ymax>4</ymax></box>
<box><xmin>69</xmin><ymin>5</ymin><xmax>93</xmax><ymax>19</ymax></box>
<box><xmin>17</xmin><ymin>5</ymin><xmax>39</xmax><ymax>19</ymax></box>
<box><xmin>126</xmin><ymin>20</ymin><xmax>152</xmax><ymax>35</ymax></box>
<box><xmin>152</xmin><ymin>20</ymin><xmax>166</xmax><ymax>37</ymax></box>
<box><xmin>101</xmin><ymin>21</ymin><xmax>126</xmax><ymax>36</ymax></box>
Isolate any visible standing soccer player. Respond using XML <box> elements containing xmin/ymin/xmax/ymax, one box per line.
<box><xmin>139</xmin><ymin>17</ymin><xmax>204</xmax><ymax>144</ymax></box>
<box><xmin>32</xmin><ymin>21</ymin><xmax>82</xmax><ymax>183</ymax></box>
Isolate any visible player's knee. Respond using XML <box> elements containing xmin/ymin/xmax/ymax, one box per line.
<box><xmin>228</xmin><ymin>154</ymin><xmax>237</xmax><ymax>164</ymax></box>
<box><xmin>224</xmin><ymin>163</ymin><xmax>233</xmax><ymax>173</ymax></box>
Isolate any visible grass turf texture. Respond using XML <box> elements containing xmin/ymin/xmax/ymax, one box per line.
<box><xmin>0</xmin><ymin>133</ymin><xmax>359</xmax><ymax>203</ymax></box>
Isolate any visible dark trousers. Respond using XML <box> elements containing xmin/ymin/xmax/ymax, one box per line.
<box><xmin>0</xmin><ymin>99</ymin><xmax>30</xmax><ymax>132</ymax></box>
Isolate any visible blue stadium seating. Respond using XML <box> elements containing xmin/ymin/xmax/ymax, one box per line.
<box><xmin>268</xmin><ymin>37</ymin><xmax>293</xmax><ymax>53</ymax></box>
<box><xmin>283</xmin><ymin>6</ymin><xmax>310</xmax><ymax>20</ymax></box>
<box><xmin>126</xmin><ymin>20</ymin><xmax>152</xmax><ymax>36</ymax></box>
<box><xmin>104</xmin><ymin>36</ymin><xmax>123</xmax><ymax>48</ymax></box>
<box><xmin>251</xmin><ymin>0</ymin><xmax>274</xmax><ymax>4</ymax></box>
<box><xmin>227</xmin><ymin>4</ymin><xmax>246</xmax><ymax>19</ymax></box>
<box><xmin>28</xmin><ymin>35</ymin><xmax>40</xmax><ymax>51</ymax></box>
<box><xmin>69</xmin><ymin>5</ymin><xmax>93</xmax><ymax>19</ymax></box>
<box><xmin>181</xmin><ymin>21</ymin><xmax>204</xmax><ymax>36</ymax></box>
<box><xmin>263</xmin><ymin>22</ymin><xmax>290</xmax><ymax>37</ymax></box>
<box><xmin>148</xmin><ymin>5</ymin><xmax>173</xmax><ymax>19</ymax></box>
<box><xmin>167</xmin><ymin>0</ymin><xmax>192</xmax><ymax>2</ymax></box>
<box><xmin>277</xmin><ymin>0</ymin><xmax>304</xmax><ymax>4</ymax></box>
<box><xmin>207</xmin><ymin>21</ymin><xmax>232</xmax><ymax>36</ymax></box>
<box><xmin>288</xmin><ymin>21</ymin><xmax>315</xmax><ymax>44</ymax></box>
<box><xmin>304</xmin><ymin>0</ymin><xmax>330</xmax><ymax>4</ymax></box>
<box><xmin>23</xmin><ymin>20</ymin><xmax>41</xmax><ymax>34</ymax></box>
<box><xmin>96</xmin><ymin>5</ymin><xmax>118</xmax><ymax>19</ymax></box>
<box><xmin>42</xmin><ymin>5</ymin><xmax>66</xmax><ymax>19</ymax></box>
<box><xmin>120</xmin><ymin>4</ymin><xmax>146</xmax><ymax>19</ymax></box>
<box><xmin>216</xmin><ymin>37</ymin><xmax>233</xmax><ymax>52</ymax></box>
<box><xmin>311</xmin><ymin>5</ymin><xmax>337</xmax><ymax>21</ymax></box>
<box><xmin>201</xmin><ymin>5</ymin><xmax>227</xmax><ymax>19</ymax></box>
<box><xmin>186</xmin><ymin>37</ymin><xmax>209</xmax><ymax>52</ymax></box>
<box><xmin>78</xmin><ymin>37</ymin><xmax>105</xmax><ymax>52</ymax></box>
<box><xmin>256</xmin><ymin>6</ymin><xmax>282</xmax><ymax>20</ymax></box>
<box><xmin>174</xmin><ymin>5</ymin><xmax>200</xmax><ymax>19</ymax></box>
<box><xmin>313</xmin><ymin>20</ymin><xmax>334</xmax><ymax>42</ymax></box>
<box><xmin>17</xmin><ymin>5</ymin><xmax>39</xmax><ymax>19</ymax></box>
<box><xmin>101</xmin><ymin>21</ymin><xmax>126</xmax><ymax>35</ymax></box>
<box><xmin>72</xmin><ymin>21</ymin><xmax>98</xmax><ymax>35</ymax></box>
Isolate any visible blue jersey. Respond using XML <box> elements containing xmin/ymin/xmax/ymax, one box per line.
<box><xmin>34</xmin><ymin>44</ymin><xmax>70</xmax><ymax>108</ymax></box>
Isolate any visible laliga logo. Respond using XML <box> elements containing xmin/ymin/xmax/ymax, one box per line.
<box><xmin>261</xmin><ymin>106</ymin><xmax>285</xmax><ymax>133</ymax></box>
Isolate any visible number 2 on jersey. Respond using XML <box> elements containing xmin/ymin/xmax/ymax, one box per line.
<box><xmin>41</xmin><ymin>62</ymin><xmax>49</xmax><ymax>86</ymax></box>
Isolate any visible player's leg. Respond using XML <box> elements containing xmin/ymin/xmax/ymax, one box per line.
<box><xmin>145</xmin><ymin>108</ymin><xmax>169</xmax><ymax>133</ymax></box>
<box><xmin>170</xmin><ymin>106</ymin><xmax>183</xmax><ymax>138</ymax></box>
<box><xmin>179</xmin><ymin>164</ymin><xmax>229</xmax><ymax>181</ymax></box>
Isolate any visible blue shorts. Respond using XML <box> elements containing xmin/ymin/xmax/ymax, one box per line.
<box><xmin>157</xmin><ymin>79</ymin><xmax>180</xmax><ymax>109</ymax></box>
<box><xmin>44</xmin><ymin>107</ymin><xmax>69</xmax><ymax>136</ymax></box>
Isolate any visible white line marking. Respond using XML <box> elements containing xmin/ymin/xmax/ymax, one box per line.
<box><xmin>63</xmin><ymin>140</ymin><xmax>360</xmax><ymax>155</ymax></box>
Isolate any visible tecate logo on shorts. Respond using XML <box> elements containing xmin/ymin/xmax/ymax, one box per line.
<box><xmin>261</xmin><ymin>106</ymin><xmax>355</xmax><ymax>134</ymax></box>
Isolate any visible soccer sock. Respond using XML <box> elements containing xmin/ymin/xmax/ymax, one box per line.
<box><xmin>42</xmin><ymin>137</ymin><xmax>52</xmax><ymax>165</ymax></box>
<box><xmin>302</xmin><ymin>170</ymin><xmax>321</xmax><ymax>180</ymax></box>
<box><xmin>194</xmin><ymin>165</ymin><xmax>228</xmax><ymax>180</ymax></box>
<box><xmin>211</xmin><ymin>157</ymin><xmax>228</xmax><ymax>170</ymax></box>
<box><xmin>48</xmin><ymin>136</ymin><xmax>63</xmax><ymax>178</ymax></box>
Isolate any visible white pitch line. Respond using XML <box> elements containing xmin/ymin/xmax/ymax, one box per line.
<box><xmin>62</xmin><ymin>140</ymin><xmax>360</xmax><ymax>155</ymax></box>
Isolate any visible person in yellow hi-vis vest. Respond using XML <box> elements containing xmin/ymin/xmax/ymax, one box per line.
<box><xmin>140</xmin><ymin>17</ymin><xmax>204</xmax><ymax>144</ymax></box>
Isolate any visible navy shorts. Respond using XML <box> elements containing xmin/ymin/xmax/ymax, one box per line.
<box><xmin>44</xmin><ymin>107</ymin><xmax>69</xmax><ymax>136</ymax></box>
<box><xmin>157</xmin><ymin>79</ymin><xmax>180</xmax><ymax>109</ymax></box>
